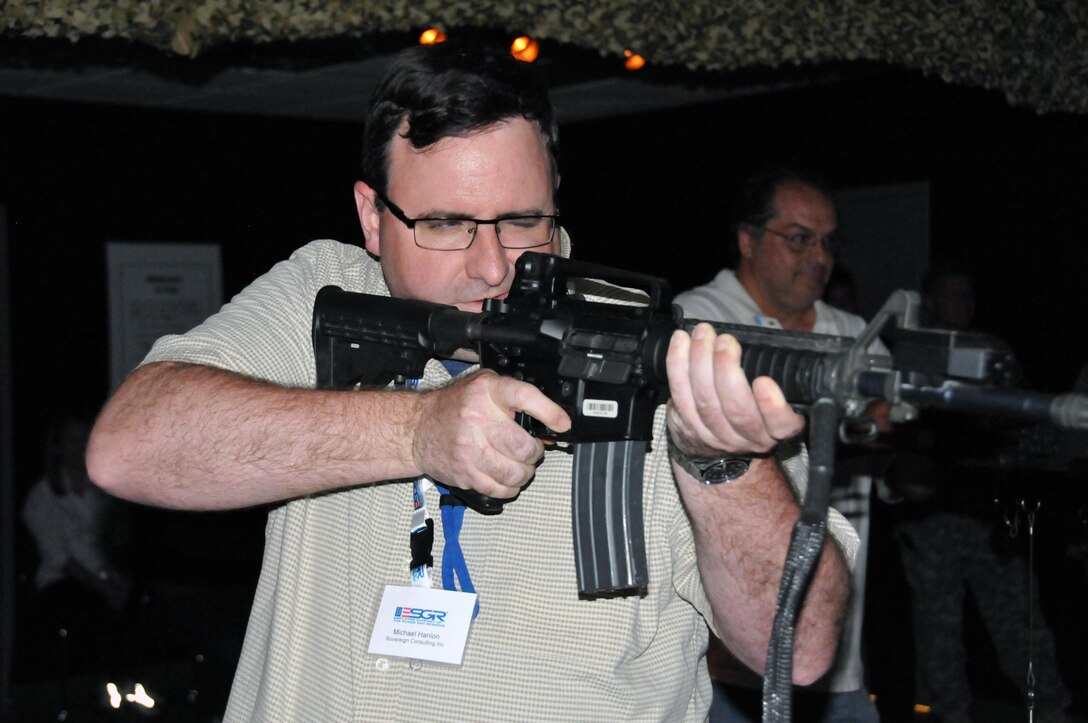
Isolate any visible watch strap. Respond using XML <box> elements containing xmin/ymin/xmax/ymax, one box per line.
<box><xmin>666</xmin><ymin>431</ymin><xmax>752</xmax><ymax>485</ymax></box>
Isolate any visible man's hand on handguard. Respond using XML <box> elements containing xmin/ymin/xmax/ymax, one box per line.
<box><xmin>413</xmin><ymin>369</ymin><xmax>571</xmax><ymax>499</ymax></box>
<box><xmin>665</xmin><ymin>323</ymin><xmax>804</xmax><ymax>460</ymax></box>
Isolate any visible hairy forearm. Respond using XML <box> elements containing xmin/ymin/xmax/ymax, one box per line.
<box><xmin>678</xmin><ymin>457</ymin><xmax>849</xmax><ymax>685</ymax></box>
<box><xmin>87</xmin><ymin>361</ymin><xmax>424</xmax><ymax>510</ymax></box>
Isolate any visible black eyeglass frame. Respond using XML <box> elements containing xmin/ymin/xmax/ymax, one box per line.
<box><xmin>375</xmin><ymin>189</ymin><xmax>560</xmax><ymax>251</ymax></box>
<box><xmin>749</xmin><ymin>224</ymin><xmax>844</xmax><ymax>255</ymax></box>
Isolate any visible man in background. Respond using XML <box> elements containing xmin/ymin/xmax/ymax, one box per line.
<box><xmin>675</xmin><ymin>167</ymin><xmax>883</xmax><ymax>722</ymax></box>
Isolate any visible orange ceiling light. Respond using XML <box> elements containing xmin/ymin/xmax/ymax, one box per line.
<box><xmin>510</xmin><ymin>36</ymin><xmax>540</xmax><ymax>62</ymax></box>
<box><xmin>623</xmin><ymin>49</ymin><xmax>646</xmax><ymax>70</ymax></box>
<box><xmin>419</xmin><ymin>28</ymin><xmax>447</xmax><ymax>45</ymax></box>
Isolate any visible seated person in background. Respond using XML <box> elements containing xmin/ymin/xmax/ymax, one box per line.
<box><xmin>21</xmin><ymin>415</ymin><xmax>132</xmax><ymax>678</ymax></box>
<box><xmin>86</xmin><ymin>44</ymin><xmax>855</xmax><ymax>720</ymax></box>
<box><xmin>675</xmin><ymin>167</ymin><xmax>886</xmax><ymax>723</ymax></box>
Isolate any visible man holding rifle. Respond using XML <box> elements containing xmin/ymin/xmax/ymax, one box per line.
<box><xmin>87</xmin><ymin>43</ymin><xmax>853</xmax><ymax>720</ymax></box>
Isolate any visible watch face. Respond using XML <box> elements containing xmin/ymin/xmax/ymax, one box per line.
<box><xmin>704</xmin><ymin>458</ymin><xmax>750</xmax><ymax>484</ymax></box>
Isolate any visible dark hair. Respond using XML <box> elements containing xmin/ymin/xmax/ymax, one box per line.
<box><xmin>361</xmin><ymin>43</ymin><xmax>559</xmax><ymax>197</ymax></box>
<box><xmin>735</xmin><ymin>166</ymin><xmax>834</xmax><ymax>236</ymax></box>
<box><xmin>921</xmin><ymin>260</ymin><xmax>973</xmax><ymax>297</ymax></box>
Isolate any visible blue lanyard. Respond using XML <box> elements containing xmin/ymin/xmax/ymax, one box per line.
<box><xmin>435</xmin><ymin>484</ymin><xmax>479</xmax><ymax>619</ymax></box>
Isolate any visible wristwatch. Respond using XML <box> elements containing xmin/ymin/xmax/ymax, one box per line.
<box><xmin>666</xmin><ymin>432</ymin><xmax>752</xmax><ymax>485</ymax></box>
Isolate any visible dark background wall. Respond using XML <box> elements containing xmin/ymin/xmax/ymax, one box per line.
<box><xmin>4</xmin><ymin>62</ymin><xmax>1088</xmax><ymax>718</ymax></box>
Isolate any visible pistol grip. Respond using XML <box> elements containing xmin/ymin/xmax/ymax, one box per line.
<box><xmin>445</xmin><ymin>487</ymin><xmax>508</xmax><ymax>515</ymax></box>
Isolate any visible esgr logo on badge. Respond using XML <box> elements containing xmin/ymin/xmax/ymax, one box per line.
<box><xmin>394</xmin><ymin>606</ymin><xmax>448</xmax><ymax>627</ymax></box>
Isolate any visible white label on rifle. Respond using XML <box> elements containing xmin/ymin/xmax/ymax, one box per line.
<box><xmin>582</xmin><ymin>399</ymin><xmax>619</xmax><ymax>418</ymax></box>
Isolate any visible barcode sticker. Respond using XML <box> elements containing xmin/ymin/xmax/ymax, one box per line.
<box><xmin>582</xmin><ymin>399</ymin><xmax>619</xmax><ymax>418</ymax></box>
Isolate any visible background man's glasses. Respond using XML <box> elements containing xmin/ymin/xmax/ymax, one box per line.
<box><xmin>753</xmin><ymin>225</ymin><xmax>843</xmax><ymax>255</ymax></box>
<box><xmin>376</xmin><ymin>190</ymin><xmax>559</xmax><ymax>251</ymax></box>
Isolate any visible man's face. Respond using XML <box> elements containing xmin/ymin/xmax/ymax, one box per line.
<box><xmin>739</xmin><ymin>182</ymin><xmax>836</xmax><ymax>316</ymax></box>
<box><xmin>355</xmin><ymin>117</ymin><xmax>559</xmax><ymax>312</ymax></box>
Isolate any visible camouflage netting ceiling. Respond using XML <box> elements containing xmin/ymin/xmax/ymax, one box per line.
<box><xmin>3</xmin><ymin>0</ymin><xmax>1087</xmax><ymax>114</ymax></box>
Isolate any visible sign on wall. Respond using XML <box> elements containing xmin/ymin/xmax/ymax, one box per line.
<box><xmin>106</xmin><ymin>242</ymin><xmax>222</xmax><ymax>391</ymax></box>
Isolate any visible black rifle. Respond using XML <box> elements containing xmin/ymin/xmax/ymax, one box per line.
<box><xmin>312</xmin><ymin>252</ymin><xmax>1087</xmax><ymax>592</ymax></box>
<box><xmin>312</xmin><ymin>252</ymin><xmax>1088</xmax><ymax>721</ymax></box>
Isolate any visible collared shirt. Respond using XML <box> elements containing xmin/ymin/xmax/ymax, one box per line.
<box><xmin>674</xmin><ymin>267</ymin><xmax>868</xmax><ymax>337</ymax></box>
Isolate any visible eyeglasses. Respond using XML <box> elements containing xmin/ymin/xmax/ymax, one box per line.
<box><xmin>753</xmin><ymin>225</ymin><xmax>843</xmax><ymax>256</ymax></box>
<box><xmin>375</xmin><ymin>190</ymin><xmax>559</xmax><ymax>251</ymax></box>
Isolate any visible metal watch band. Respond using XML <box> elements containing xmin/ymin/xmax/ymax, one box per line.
<box><xmin>666</xmin><ymin>431</ymin><xmax>752</xmax><ymax>485</ymax></box>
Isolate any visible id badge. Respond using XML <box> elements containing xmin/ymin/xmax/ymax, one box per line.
<box><xmin>368</xmin><ymin>585</ymin><xmax>477</xmax><ymax>665</ymax></box>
